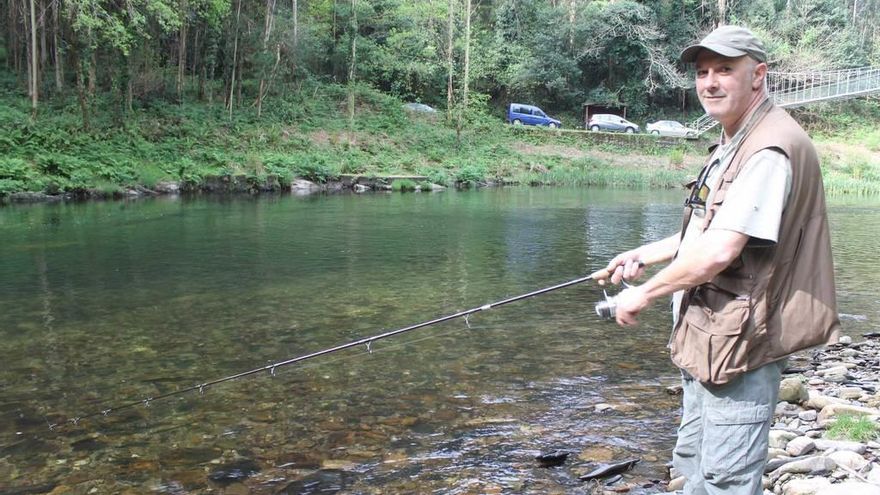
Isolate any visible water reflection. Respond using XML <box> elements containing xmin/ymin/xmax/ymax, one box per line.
<box><xmin>0</xmin><ymin>189</ymin><xmax>876</xmax><ymax>493</ymax></box>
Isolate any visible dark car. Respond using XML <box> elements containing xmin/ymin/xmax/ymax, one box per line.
<box><xmin>507</xmin><ymin>103</ymin><xmax>562</xmax><ymax>128</ymax></box>
<box><xmin>588</xmin><ymin>114</ymin><xmax>640</xmax><ymax>133</ymax></box>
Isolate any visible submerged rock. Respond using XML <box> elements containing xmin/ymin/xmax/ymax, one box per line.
<box><xmin>579</xmin><ymin>458</ymin><xmax>640</xmax><ymax>481</ymax></box>
<box><xmin>207</xmin><ymin>458</ymin><xmax>261</xmax><ymax>485</ymax></box>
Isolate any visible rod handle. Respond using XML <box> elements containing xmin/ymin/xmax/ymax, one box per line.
<box><xmin>589</xmin><ymin>260</ymin><xmax>645</xmax><ymax>281</ymax></box>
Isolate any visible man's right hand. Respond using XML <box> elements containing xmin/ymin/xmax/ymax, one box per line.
<box><xmin>592</xmin><ymin>253</ymin><xmax>645</xmax><ymax>286</ymax></box>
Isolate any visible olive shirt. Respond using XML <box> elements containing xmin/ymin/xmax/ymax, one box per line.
<box><xmin>670</xmin><ymin>145</ymin><xmax>792</xmax><ymax>326</ymax></box>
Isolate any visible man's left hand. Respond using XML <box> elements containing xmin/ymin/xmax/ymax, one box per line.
<box><xmin>614</xmin><ymin>285</ymin><xmax>652</xmax><ymax>327</ymax></box>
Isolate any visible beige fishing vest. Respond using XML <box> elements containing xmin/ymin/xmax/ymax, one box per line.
<box><xmin>669</xmin><ymin>105</ymin><xmax>840</xmax><ymax>385</ymax></box>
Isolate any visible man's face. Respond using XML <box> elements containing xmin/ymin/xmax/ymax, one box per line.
<box><xmin>694</xmin><ymin>50</ymin><xmax>766</xmax><ymax>127</ymax></box>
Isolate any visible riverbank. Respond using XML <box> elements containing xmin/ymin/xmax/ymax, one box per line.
<box><xmin>2</xmin><ymin>83</ymin><xmax>880</xmax><ymax>203</ymax></box>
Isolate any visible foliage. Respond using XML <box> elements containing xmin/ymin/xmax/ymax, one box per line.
<box><xmin>825</xmin><ymin>414</ymin><xmax>879</xmax><ymax>443</ymax></box>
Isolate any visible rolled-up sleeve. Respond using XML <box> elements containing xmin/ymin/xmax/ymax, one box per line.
<box><xmin>709</xmin><ymin>149</ymin><xmax>791</xmax><ymax>244</ymax></box>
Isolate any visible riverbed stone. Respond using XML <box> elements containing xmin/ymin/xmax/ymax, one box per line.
<box><xmin>827</xmin><ymin>450</ymin><xmax>869</xmax><ymax>471</ymax></box>
<box><xmin>768</xmin><ymin>448</ymin><xmax>789</xmax><ymax>459</ymax></box>
<box><xmin>805</xmin><ymin>393</ymin><xmax>848</xmax><ymax>411</ymax></box>
<box><xmin>813</xmin><ymin>439</ymin><xmax>867</xmax><ymax>454</ymax></box>
<box><xmin>770</xmin><ymin>430</ymin><xmax>799</xmax><ymax>449</ymax></box>
<box><xmin>667</xmin><ymin>475</ymin><xmax>685</xmax><ymax>491</ymax></box>
<box><xmin>780</xmin><ymin>378</ymin><xmax>810</xmax><ymax>404</ymax></box>
<box><xmin>154</xmin><ymin>181</ymin><xmax>180</xmax><ymax>194</ymax></box>
<box><xmin>839</xmin><ymin>387</ymin><xmax>864</xmax><ymax>400</ymax></box>
<box><xmin>773</xmin><ymin>455</ymin><xmax>836</xmax><ymax>476</ymax></box>
<box><xmin>786</xmin><ymin>437</ymin><xmax>816</xmax><ymax>457</ymax></box>
<box><xmin>817</xmin><ymin>403</ymin><xmax>880</xmax><ymax>424</ymax></box>
<box><xmin>838</xmin><ymin>336</ymin><xmax>853</xmax><ymax>345</ymax></box>
<box><xmin>816</xmin><ymin>482</ymin><xmax>880</xmax><ymax>495</ymax></box>
<box><xmin>867</xmin><ymin>463</ymin><xmax>880</xmax><ymax>484</ymax></box>
<box><xmin>782</xmin><ymin>477</ymin><xmax>832</xmax><ymax>495</ymax></box>
<box><xmin>798</xmin><ymin>410</ymin><xmax>818</xmax><ymax>422</ymax></box>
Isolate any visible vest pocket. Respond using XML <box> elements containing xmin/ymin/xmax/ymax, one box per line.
<box><xmin>673</xmin><ymin>292</ymin><xmax>751</xmax><ymax>385</ymax></box>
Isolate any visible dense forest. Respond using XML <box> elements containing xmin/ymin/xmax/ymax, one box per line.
<box><xmin>4</xmin><ymin>0</ymin><xmax>879</xmax><ymax>123</ymax></box>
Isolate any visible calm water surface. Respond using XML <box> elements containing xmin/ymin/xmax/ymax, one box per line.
<box><xmin>1</xmin><ymin>188</ymin><xmax>877</xmax><ymax>494</ymax></box>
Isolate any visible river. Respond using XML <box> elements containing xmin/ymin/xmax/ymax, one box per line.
<box><xmin>1</xmin><ymin>188</ymin><xmax>877</xmax><ymax>493</ymax></box>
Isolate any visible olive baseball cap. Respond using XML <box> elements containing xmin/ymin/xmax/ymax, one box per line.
<box><xmin>680</xmin><ymin>25</ymin><xmax>767</xmax><ymax>63</ymax></box>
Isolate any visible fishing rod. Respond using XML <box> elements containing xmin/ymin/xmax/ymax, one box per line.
<box><xmin>53</xmin><ymin>267</ymin><xmax>619</xmax><ymax>430</ymax></box>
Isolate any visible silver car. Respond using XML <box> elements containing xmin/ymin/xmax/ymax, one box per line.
<box><xmin>587</xmin><ymin>114</ymin><xmax>640</xmax><ymax>133</ymax></box>
<box><xmin>646</xmin><ymin>120</ymin><xmax>698</xmax><ymax>139</ymax></box>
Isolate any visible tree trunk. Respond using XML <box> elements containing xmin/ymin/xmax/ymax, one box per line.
<box><xmin>227</xmin><ymin>0</ymin><xmax>242</xmax><ymax>119</ymax></box>
<box><xmin>69</xmin><ymin>22</ymin><xmax>90</xmax><ymax>130</ymax></box>
<box><xmin>52</xmin><ymin>0</ymin><xmax>62</xmax><ymax>93</ymax></box>
<box><xmin>461</xmin><ymin>0</ymin><xmax>470</xmax><ymax>110</ymax></box>
<box><xmin>256</xmin><ymin>0</ymin><xmax>277</xmax><ymax>118</ymax></box>
<box><xmin>87</xmin><ymin>24</ymin><xmax>96</xmax><ymax>96</ymax></box>
<box><xmin>568</xmin><ymin>0</ymin><xmax>576</xmax><ymax>53</ymax></box>
<box><xmin>717</xmin><ymin>0</ymin><xmax>726</xmax><ymax>26</ymax></box>
<box><xmin>446</xmin><ymin>0</ymin><xmax>454</xmax><ymax>122</ymax></box>
<box><xmin>290</xmin><ymin>0</ymin><xmax>298</xmax><ymax>85</ymax></box>
<box><xmin>191</xmin><ymin>24</ymin><xmax>200</xmax><ymax>90</ymax></box>
<box><xmin>348</xmin><ymin>0</ymin><xmax>357</xmax><ymax>134</ymax></box>
<box><xmin>29</xmin><ymin>0</ymin><xmax>38</xmax><ymax>118</ymax></box>
<box><xmin>39</xmin><ymin>0</ymin><xmax>47</xmax><ymax>79</ymax></box>
<box><xmin>177</xmin><ymin>0</ymin><xmax>188</xmax><ymax>102</ymax></box>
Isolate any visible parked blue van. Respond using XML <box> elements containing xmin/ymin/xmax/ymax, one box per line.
<box><xmin>507</xmin><ymin>103</ymin><xmax>561</xmax><ymax>128</ymax></box>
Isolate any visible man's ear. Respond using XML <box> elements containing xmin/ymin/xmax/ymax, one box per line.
<box><xmin>753</xmin><ymin>62</ymin><xmax>768</xmax><ymax>90</ymax></box>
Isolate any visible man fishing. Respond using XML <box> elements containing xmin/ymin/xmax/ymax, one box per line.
<box><xmin>593</xmin><ymin>26</ymin><xmax>840</xmax><ymax>494</ymax></box>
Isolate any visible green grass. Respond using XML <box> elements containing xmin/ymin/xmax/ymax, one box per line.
<box><xmin>825</xmin><ymin>414</ymin><xmax>879</xmax><ymax>442</ymax></box>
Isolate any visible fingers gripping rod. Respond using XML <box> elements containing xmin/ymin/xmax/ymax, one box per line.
<box><xmin>61</xmin><ymin>274</ymin><xmax>603</xmax><ymax>428</ymax></box>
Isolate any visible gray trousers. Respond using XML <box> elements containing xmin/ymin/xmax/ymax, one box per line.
<box><xmin>672</xmin><ymin>360</ymin><xmax>785</xmax><ymax>495</ymax></box>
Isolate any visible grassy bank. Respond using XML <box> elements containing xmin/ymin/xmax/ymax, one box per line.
<box><xmin>2</xmin><ymin>79</ymin><xmax>879</xmax><ymax>199</ymax></box>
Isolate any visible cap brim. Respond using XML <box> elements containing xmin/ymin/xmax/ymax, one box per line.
<box><xmin>679</xmin><ymin>43</ymin><xmax>749</xmax><ymax>63</ymax></box>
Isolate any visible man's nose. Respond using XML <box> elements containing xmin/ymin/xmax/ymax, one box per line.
<box><xmin>702</xmin><ymin>71</ymin><xmax>720</xmax><ymax>91</ymax></box>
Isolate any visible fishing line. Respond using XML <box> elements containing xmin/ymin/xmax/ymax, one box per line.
<box><xmin>50</xmin><ymin>271</ymin><xmax>614</xmax><ymax>431</ymax></box>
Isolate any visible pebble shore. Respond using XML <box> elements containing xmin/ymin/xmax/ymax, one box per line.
<box><xmin>666</xmin><ymin>333</ymin><xmax>880</xmax><ymax>495</ymax></box>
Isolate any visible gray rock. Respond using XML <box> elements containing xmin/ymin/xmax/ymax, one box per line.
<box><xmin>813</xmin><ymin>439</ymin><xmax>867</xmax><ymax>454</ymax></box>
<box><xmin>867</xmin><ymin>463</ymin><xmax>880</xmax><ymax>484</ymax></box>
<box><xmin>765</xmin><ymin>456</ymin><xmax>795</xmax><ymax>473</ymax></box>
<box><xmin>667</xmin><ymin>475</ymin><xmax>685</xmax><ymax>492</ymax></box>
<box><xmin>291</xmin><ymin>179</ymin><xmax>320</xmax><ymax>192</ymax></box>
<box><xmin>773</xmin><ymin>455</ymin><xmax>836</xmax><ymax>475</ymax></box>
<box><xmin>839</xmin><ymin>336</ymin><xmax>853</xmax><ymax>345</ymax></box>
<box><xmin>353</xmin><ymin>184</ymin><xmax>370</xmax><ymax>193</ymax></box>
<box><xmin>827</xmin><ymin>450</ymin><xmax>869</xmax><ymax>471</ymax></box>
<box><xmin>817</xmin><ymin>403</ymin><xmax>880</xmax><ymax>424</ymax></box>
<box><xmin>770</xmin><ymin>430</ymin><xmax>800</xmax><ymax>449</ymax></box>
<box><xmin>818</xmin><ymin>366</ymin><xmax>850</xmax><ymax>377</ymax></box>
<box><xmin>839</xmin><ymin>387</ymin><xmax>864</xmax><ymax>400</ymax></box>
<box><xmin>786</xmin><ymin>437</ymin><xmax>816</xmax><ymax>457</ymax></box>
<box><xmin>816</xmin><ymin>482</ymin><xmax>880</xmax><ymax>495</ymax></box>
<box><xmin>780</xmin><ymin>378</ymin><xmax>810</xmax><ymax>404</ymax></box>
<box><xmin>154</xmin><ymin>181</ymin><xmax>180</xmax><ymax>194</ymax></box>
<box><xmin>782</xmin><ymin>477</ymin><xmax>832</xmax><ymax>495</ymax></box>
<box><xmin>768</xmin><ymin>448</ymin><xmax>790</xmax><ymax>459</ymax></box>
<box><xmin>805</xmin><ymin>393</ymin><xmax>849</xmax><ymax>411</ymax></box>
<box><xmin>799</xmin><ymin>410</ymin><xmax>818</xmax><ymax>422</ymax></box>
